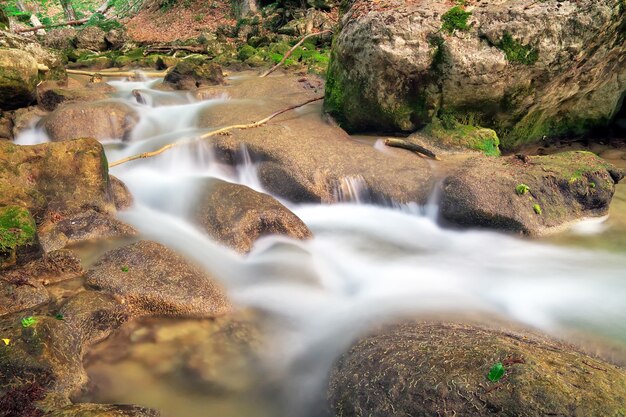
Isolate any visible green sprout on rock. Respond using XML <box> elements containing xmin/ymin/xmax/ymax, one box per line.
<box><xmin>533</xmin><ymin>204</ymin><xmax>542</xmax><ymax>215</ymax></box>
<box><xmin>515</xmin><ymin>184</ymin><xmax>530</xmax><ymax>196</ymax></box>
<box><xmin>121</xmin><ymin>266</ymin><xmax>129</xmax><ymax>273</ymax></box>
<box><xmin>21</xmin><ymin>316</ymin><xmax>37</xmax><ymax>328</ymax></box>
<box><xmin>488</xmin><ymin>362</ymin><xmax>506</xmax><ymax>382</ymax></box>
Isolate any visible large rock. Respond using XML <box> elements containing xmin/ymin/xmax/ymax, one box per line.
<box><xmin>37</xmin><ymin>82</ymin><xmax>114</xmax><ymax>111</ymax></box>
<box><xmin>325</xmin><ymin>0</ymin><xmax>626</xmax><ymax>150</ymax></box>
<box><xmin>76</xmin><ymin>26</ymin><xmax>107</xmax><ymax>51</ymax></box>
<box><xmin>44</xmin><ymin>28</ymin><xmax>77</xmax><ymax>50</ymax></box>
<box><xmin>85</xmin><ymin>240</ymin><xmax>231</xmax><ymax>318</ymax></box>
<box><xmin>44</xmin><ymin>101</ymin><xmax>139</xmax><ymax>142</ymax></box>
<box><xmin>0</xmin><ymin>30</ymin><xmax>66</xmax><ymax>82</ymax></box>
<box><xmin>0</xmin><ymin>278</ymin><xmax>49</xmax><ymax>316</ymax></box>
<box><xmin>328</xmin><ymin>321</ymin><xmax>626</xmax><ymax>417</ymax></box>
<box><xmin>440</xmin><ymin>151</ymin><xmax>625</xmax><ymax>236</ymax></box>
<box><xmin>1</xmin><ymin>249</ymin><xmax>83</xmax><ymax>286</ymax></box>
<box><xmin>0</xmin><ymin>138</ymin><xmax>116</xmax><ymax>220</ymax></box>
<box><xmin>0</xmin><ymin>48</ymin><xmax>38</xmax><ymax>110</ymax></box>
<box><xmin>195</xmin><ymin>179</ymin><xmax>312</xmax><ymax>253</ymax></box>
<box><xmin>163</xmin><ymin>58</ymin><xmax>225</xmax><ymax>90</ymax></box>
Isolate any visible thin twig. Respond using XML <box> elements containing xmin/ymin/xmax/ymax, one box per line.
<box><xmin>109</xmin><ymin>96</ymin><xmax>323</xmax><ymax>168</ymax></box>
<box><xmin>260</xmin><ymin>30</ymin><xmax>332</xmax><ymax>78</ymax></box>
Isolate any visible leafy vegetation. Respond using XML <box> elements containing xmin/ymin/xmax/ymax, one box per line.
<box><xmin>441</xmin><ymin>6</ymin><xmax>471</xmax><ymax>34</ymax></box>
<box><xmin>498</xmin><ymin>33</ymin><xmax>539</xmax><ymax>65</ymax></box>
<box><xmin>0</xmin><ymin>206</ymin><xmax>36</xmax><ymax>262</ymax></box>
<box><xmin>21</xmin><ymin>316</ymin><xmax>37</xmax><ymax>328</ymax></box>
<box><xmin>516</xmin><ymin>184</ymin><xmax>530</xmax><ymax>196</ymax></box>
<box><xmin>487</xmin><ymin>362</ymin><xmax>505</xmax><ymax>382</ymax></box>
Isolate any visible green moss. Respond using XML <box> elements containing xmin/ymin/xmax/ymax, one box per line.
<box><xmin>498</xmin><ymin>33</ymin><xmax>538</xmax><ymax>65</ymax></box>
<box><xmin>516</xmin><ymin>184</ymin><xmax>530</xmax><ymax>196</ymax></box>
<box><xmin>533</xmin><ymin>204</ymin><xmax>542</xmax><ymax>215</ymax></box>
<box><xmin>238</xmin><ymin>44</ymin><xmax>257</xmax><ymax>61</ymax></box>
<box><xmin>425</xmin><ymin>117</ymin><xmax>501</xmax><ymax>156</ymax></box>
<box><xmin>441</xmin><ymin>6</ymin><xmax>471</xmax><ymax>34</ymax></box>
<box><xmin>0</xmin><ymin>206</ymin><xmax>36</xmax><ymax>260</ymax></box>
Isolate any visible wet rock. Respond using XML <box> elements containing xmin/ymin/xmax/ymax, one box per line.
<box><xmin>11</xmin><ymin>105</ymin><xmax>48</xmax><ymax>137</ymax></box>
<box><xmin>0</xmin><ymin>138</ymin><xmax>116</xmax><ymax>220</ymax></box>
<box><xmin>325</xmin><ymin>0</ymin><xmax>626</xmax><ymax>149</ymax></box>
<box><xmin>46</xmin><ymin>403</ymin><xmax>161</xmax><ymax>417</ymax></box>
<box><xmin>37</xmin><ymin>82</ymin><xmax>113</xmax><ymax>111</ymax></box>
<box><xmin>1</xmin><ymin>249</ymin><xmax>83</xmax><ymax>286</ymax></box>
<box><xmin>409</xmin><ymin>119</ymin><xmax>501</xmax><ymax>156</ymax></box>
<box><xmin>85</xmin><ymin>240</ymin><xmax>231</xmax><ymax>318</ymax></box>
<box><xmin>440</xmin><ymin>151</ymin><xmax>625</xmax><ymax>236</ymax></box>
<box><xmin>44</xmin><ymin>28</ymin><xmax>77</xmax><ymax>50</ymax></box>
<box><xmin>37</xmin><ymin>210</ymin><xmax>137</xmax><ymax>252</ymax></box>
<box><xmin>0</xmin><ymin>278</ymin><xmax>50</xmax><ymax>316</ymax></box>
<box><xmin>110</xmin><ymin>176</ymin><xmax>134</xmax><ymax>210</ymax></box>
<box><xmin>328</xmin><ymin>321</ymin><xmax>626</xmax><ymax>417</ymax></box>
<box><xmin>163</xmin><ymin>58</ymin><xmax>225</xmax><ymax>90</ymax></box>
<box><xmin>44</xmin><ymin>101</ymin><xmax>139</xmax><ymax>142</ymax></box>
<box><xmin>0</xmin><ymin>48</ymin><xmax>38</xmax><ymax>110</ymax></box>
<box><xmin>195</xmin><ymin>179</ymin><xmax>312</xmax><ymax>254</ymax></box>
<box><xmin>76</xmin><ymin>26</ymin><xmax>107</xmax><ymax>51</ymax></box>
<box><xmin>0</xmin><ymin>111</ymin><xmax>12</xmax><ymax>140</ymax></box>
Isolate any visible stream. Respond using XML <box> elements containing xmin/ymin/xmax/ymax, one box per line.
<box><xmin>15</xmin><ymin>74</ymin><xmax>626</xmax><ymax>417</ymax></box>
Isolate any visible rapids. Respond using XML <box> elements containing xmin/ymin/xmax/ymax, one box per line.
<box><xmin>15</xmin><ymin>74</ymin><xmax>626</xmax><ymax>417</ymax></box>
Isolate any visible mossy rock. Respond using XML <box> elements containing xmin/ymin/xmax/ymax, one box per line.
<box><xmin>163</xmin><ymin>58</ymin><xmax>225</xmax><ymax>90</ymax></box>
<box><xmin>0</xmin><ymin>48</ymin><xmax>39</xmax><ymax>110</ymax></box>
<box><xmin>328</xmin><ymin>321</ymin><xmax>626</xmax><ymax>417</ymax></box>
<box><xmin>424</xmin><ymin>118</ymin><xmax>501</xmax><ymax>156</ymax></box>
<box><xmin>0</xmin><ymin>206</ymin><xmax>36</xmax><ymax>256</ymax></box>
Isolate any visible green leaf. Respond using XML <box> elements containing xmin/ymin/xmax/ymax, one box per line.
<box><xmin>121</xmin><ymin>266</ymin><xmax>129</xmax><ymax>272</ymax></box>
<box><xmin>488</xmin><ymin>362</ymin><xmax>505</xmax><ymax>382</ymax></box>
<box><xmin>515</xmin><ymin>184</ymin><xmax>530</xmax><ymax>196</ymax></box>
<box><xmin>21</xmin><ymin>316</ymin><xmax>37</xmax><ymax>328</ymax></box>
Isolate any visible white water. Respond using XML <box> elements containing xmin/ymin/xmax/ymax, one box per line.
<box><xmin>20</xmin><ymin>78</ymin><xmax>626</xmax><ymax>415</ymax></box>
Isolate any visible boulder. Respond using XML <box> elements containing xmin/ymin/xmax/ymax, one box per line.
<box><xmin>0</xmin><ymin>30</ymin><xmax>66</xmax><ymax>82</ymax></box>
<box><xmin>0</xmin><ymin>48</ymin><xmax>38</xmax><ymax>110</ymax></box>
<box><xmin>328</xmin><ymin>321</ymin><xmax>626</xmax><ymax>417</ymax></box>
<box><xmin>1</xmin><ymin>249</ymin><xmax>83</xmax><ymax>286</ymax></box>
<box><xmin>0</xmin><ymin>279</ymin><xmax>49</xmax><ymax>316</ymax></box>
<box><xmin>163</xmin><ymin>58</ymin><xmax>225</xmax><ymax>90</ymax></box>
<box><xmin>0</xmin><ymin>138</ymin><xmax>116</xmax><ymax>220</ymax></box>
<box><xmin>76</xmin><ymin>26</ymin><xmax>107</xmax><ymax>51</ymax></box>
<box><xmin>44</xmin><ymin>101</ymin><xmax>139</xmax><ymax>142</ymax></box>
<box><xmin>85</xmin><ymin>240</ymin><xmax>231</xmax><ymax>318</ymax></box>
<box><xmin>195</xmin><ymin>179</ymin><xmax>312</xmax><ymax>253</ymax></box>
<box><xmin>105</xmin><ymin>28</ymin><xmax>127</xmax><ymax>50</ymax></box>
<box><xmin>325</xmin><ymin>0</ymin><xmax>626</xmax><ymax>150</ymax></box>
<box><xmin>11</xmin><ymin>105</ymin><xmax>48</xmax><ymax>137</ymax></box>
<box><xmin>440</xmin><ymin>151</ymin><xmax>625</xmax><ymax>236</ymax></box>
<box><xmin>37</xmin><ymin>82</ymin><xmax>113</xmax><ymax>111</ymax></box>
<box><xmin>37</xmin><ymin>210</ymin><xmax>137</xmax><ymax>252</ymax></box>
<box><xmin>44</xmin><ymin>28</ymin><xmax>77</xmax><ymax>50</ymax></box>
<box><xmin>110</xmin><ymin>175</ymin><xmax>134</xmax><ymax>210</ymax></box>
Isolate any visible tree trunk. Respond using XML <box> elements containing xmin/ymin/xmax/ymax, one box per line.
<box><xmin>59</xmin><ymin>0</ymin><xmax>77</xmax><ymax>21</ymax></box>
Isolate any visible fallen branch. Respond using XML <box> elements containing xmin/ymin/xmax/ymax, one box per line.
<box><xmin>14</xmin><ymin>18</ymin><xmax>89</xmax><ymax>33</ymax></box>
<box><xmin>260</xmin><ymin>30</ymin><xmax>332</xmax><ymax>78</ymax></box>
<box><xmin>144</xmin><ymin>45</ymin><xmax>207</xmax><ymax>55</ymax></box>
<box><xmin>384</xmin><ymin>138</ymin><xmax>440</xmax><ymax>160</ymax></box>
<box><xmin>109</xmin><ymin>96</ymin><xmax>324</xmax><ymax>168</ymax></box>
<box><xmin>65</xmin><ymin>68</ymin><xmax>172</xmax><ymax>78</ymax></box>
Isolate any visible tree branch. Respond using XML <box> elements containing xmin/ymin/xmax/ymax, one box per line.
<box><xmin>109</xmin><ymin>96</ymin><xmax>323</xmax><ymax>168</ymax></box>
<box><xmin>384</xmin><ymin>138</ymin><xmax>440</xmax><ymax>160</ymax></box>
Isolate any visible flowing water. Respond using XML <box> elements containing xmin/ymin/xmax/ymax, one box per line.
<box><xmin>16</xmin><ymin>75</ymin><xmax>626</xmax><ymax>416</ymax></box>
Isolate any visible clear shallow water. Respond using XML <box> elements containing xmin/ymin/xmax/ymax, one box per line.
<box><xmin>17</xmin><ymin>76</ymin><xmax>626</xmax><ymax>416</ymax></box>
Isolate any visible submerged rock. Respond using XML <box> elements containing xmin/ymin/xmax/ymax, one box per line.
<box><xmin>0</xmin><ymin>49</ymin><xmax>38</xmax><ymax>110</ymax></box>
<box><xmin>44</xmin><ymin>101</ymin><xmax>139</xmax><ymax>142</ymax></box>
<box><xmin>85</xmin><ymin>240</ymin><xmax>231</xmax><ymax>318</ymax></box>
<box><xmin>440</xmin><ymin>151</ymin><xmax>625</xmax><ymax>235</ymax></box>
<box><xmin>163</xmin><ymin>58</ymin><xmax>225</xmax><ymax>90</ymax></box>
<box><xmin>325</xmin><ymin>0</ymin><xmax>626</xmax><ymax>149</ymax></box>
<box><xmin>328</xmin><ymin>321</ymin><xmax>626</xmax><ymax>417</ymax></box>
<box><xmin>195</xmin><ymin>179</ymin><xmax>312</xmax><ymax>254</ymax></box>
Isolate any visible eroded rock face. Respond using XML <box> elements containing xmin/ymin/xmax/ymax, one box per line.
<box><xmin>76</xmin><ymin>26</ymin><xmax>107</xmax><ymax>51</ymax></box>
<box><xmin>44</xmin><ymin>101</ymin><xmax>139</xmax><ymax>142</ymax></box>
<box><xmin>328</xmin><ymin>321</ymin><xmax>626</xmax><ymax>417</ymax></box>
<box><xmin>0</xmin><ymin>48</ymin><xmax>38</xmax><ymax>110</ymax></box>
<box><xmin>325</xmin><ymin>0</ymin><xmax>626</xmax><ymax>149</ymax></box>
<box><xmin>163</xmin><ymin>58</ymin><xmax>225</xmax><ymax>90</ymax></box>
<box><xmin>440</xmin><ymin>151</ymin><xmax>625</xmax><ymax>236</ymax></box>
<box><xmin>195</xmin><ymin>179</ymin><xmax>312</xmax><ymax>253</ymax></box>
<box><xmin>85</xmin><ymin>240</ymin><xmax>231</xmax><ymax>318</ymax></box>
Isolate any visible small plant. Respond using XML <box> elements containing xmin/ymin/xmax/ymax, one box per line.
<box><xmin>441</xmin><ymin>6</ymin><xmax>471</xmax><ymax>34</ymax></box>
<box><xmin>589</xmin><ymin>182</ymin><xmax>596</xmax><ymax>189</ymax></box>
<box><xmin>121</xmin><ymin>266</ymin><xmax>129</xmax><ymax>272</ymax></box>
<box><xmin>515</xmin><ymin>184</ymin><xmax>530</xmax><ymax>196</ymax></box>
<box><xmin>488</xmin><ymin>362</ymin><xmax>506</xmax><ymax>382</ymax></box>
<box><xmin>21</xmin><ymin>316</ymin><xmax>37</xmax><ymax>328</ymax></box>
<box><xmin>533</xmin><ymin>204</ymin><xmax>542</xmax><ymax>215</ymax></box>
<box><xmin>498</xmin><ymin>33</ymin><xmax>538</xmax><ymax>65</ymax></box>
<box><xmin>1</xmin><ymin>338</ymin><xmax>9</xmax><ymax>346</ymax></box>
<box><xmin>54</xmin><ymin>314</ymin><xmax>64</xmax><ymax>321</ymax></box>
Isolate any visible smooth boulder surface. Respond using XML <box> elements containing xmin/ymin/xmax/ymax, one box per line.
<box><xmin>328</xmin><ymin>321</ymin><xmax>626</xmax><ymax>417</ymax></box>
<box><xmin>75</xmin><ymin>26</ymin><xmax>107</xmax><ymax>51</ymax></box>
<box><xmin>440</xmin><ymin>151</ymin><xmax>625</xmax><ymax>236</ymax></box>
<box><xmin>0</xmin><ymin>48</ymin><xmax>38</xmax><ymax>110</ymax></box>
<box><xmin>85</xmin><ymin>240</ymin><xmax>231</xmax><ymax>318</ymax></box>
<box><xmin>325</xmin><ymin>0</ymin><xmax>626</xmax><ymax>149</ymax></box>
<box><xmin>195</xmin><ymin>179</ymin><xmax>312</xmax><ymax>253</ymax></box>
<box><xmin>44</xmin><ymin>101</ymin><xmax>139</xmax><ymax>142</ymax></box>
<box><xmin>0</xmin><ymin>138</ymin><xmax>116</xmax><ymax>219</ymax></box>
